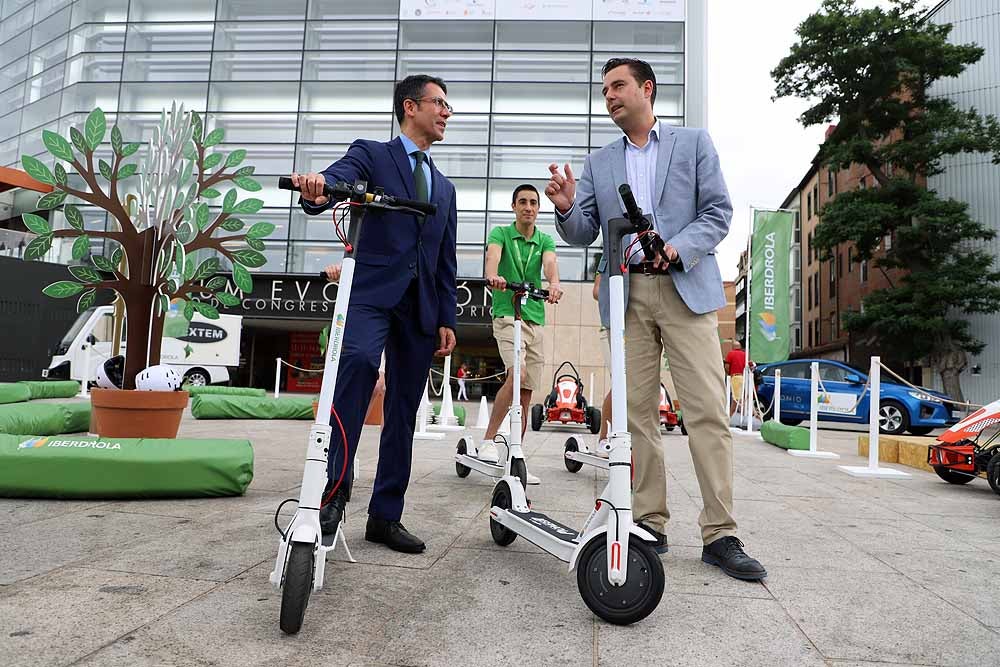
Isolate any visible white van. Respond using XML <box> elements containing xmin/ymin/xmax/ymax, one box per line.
<box><xmin>44</xmin><ymin>305</ymin><xmax>242</xmax><ymax>386</ymax></box>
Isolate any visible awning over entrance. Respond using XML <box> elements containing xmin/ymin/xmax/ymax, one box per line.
<box><xmin>0</xmin><ymin>166</ymin><xmax>54</xmax><ymax>194</ymax></box>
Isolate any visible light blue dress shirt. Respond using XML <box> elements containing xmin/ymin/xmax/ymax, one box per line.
<box><xmin>623</xmin><ymin>118</ymin><xmax>661</xmax><ymax>263</ymax></box>
<box><xmin>399</xmin><ymin>132</ymin><xmax>433</xmax><ymax>201</ymax></box>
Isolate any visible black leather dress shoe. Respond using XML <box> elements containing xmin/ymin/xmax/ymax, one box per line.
<box><xmin>365</xmin><ymin>516</ymin><xmax>426</xmax><ymax>553</ymax></box>
<box><xmin>319</xmin><ymin>484</ymin><xmax>349</xmax><ymax>542</ymax></box>
<box><xmin>702</xmin><ymin>536</ymin><xmax>767</xmax><ymax>580</ymax></box>
<box><xmin>637</xmin><ymin>521</ymin><xmax>669</xmax><ymax>554</ymax></box>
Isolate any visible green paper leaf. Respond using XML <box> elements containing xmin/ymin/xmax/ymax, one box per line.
<box><xmin>43</xmin><ymin>130</ymin><xmax>74</xmax><ymax>162</ymax></box>
<box><xmin>111</xmin><ymin>125</ymin><xmax>123</xmax><ymax>154</ymax></box>
<box><xmin>85</xmin><ymin>108</ymin><xmax>106</xmax><ymax>150</ymax></box>
<box><xmin>221</xmin><ymin>218</ymin><xmax>244</xmax><ymax>232</ymax></box>
<box><xmin>183</xmin><ymin>300</ymin><xmax>194</xmax><ymax>320</ymax></box>
<box><xmin>43</xmin><ymin>281</ymin><xmax>85</xmax><ymax>298</ymax></box>
<box><xmin>36</xmin><ymin>191</ymin><xmax>67</xmax><ymax>209</ymax></box>
<box><xmin>64</xmin><ymin>204</ymin><xmax>84</xmax><ymax>231</ymax></box>
<box><xmin>70</xmin><ymin>127</ymin><xmax>88</xmax><ymax>156</ymax></box>
<box><xmin>117</xmin><ymin>163</ymin><xmax>137</xmax><ymax>179</ymax></box>
<box><xmin>184</xmin><ymin>257</ymin><xmax>196</xmax><ymax>281</ymax></box>
<box><xmin>24</xmin><ymin>235</ymin><xmax>52</xmax><ymax>260</ymax></box>
<box><xmin>22</xmin><ymin>212</ymin><xmax>52</xmax><ymax>235</ymax></box>
<box><xmin>175</xmin><ymin>222</ymin><xmax>195</xmax><ymax>244</ymax></box>
<box><xmin>98</xmin><ymin>159</ymin><xmax>113</xmax><ymax>182</ymax></box>
<box><xmin>203</xmin><ymin>127</ymin><xmax>224</xmax><ymax>147</ymax></box>
<box><xmin>234</xmin><ymin>176</ymin><xmax>261</xmax><ymax>192</ymax></box>
<box><xmin>203</xmin><ymin>153</ymin><xmax>222</xmax><ymax>169</ymax></box>
<box><xmin>121</xmin><ymin>142</ymin><xmax>140</xmax><ymax>158</ymax></box>
<box><xmin>167</xmin><ymin>278</ymin><xmax>179</xmax><ymax>294</ymax></box>
<box><xmin>191</xmin><ymin>111</ymin><xmax>203</xmax><ymax>142</ymax></box>
<box><xmin>111</xmin><ymin>246</ymin><xmax>123</xmax><ymax>266</ymax></box>
<box><xmin>232</xmin><ymin>263</ymin><xmax>252</xmax><ymax>293</ymax></box>
<box><xmin>72</xmin><ymin>235</ymin><xmax>90</xmax><ymax>260</ymax></box>
<box><xmin>222</xmin><ymin>188</ymin><xmax>237</xmax><ymax>213</ymax></box>
<box><xmin>195</xmin><ymin>203</ymin><xmax>210</xmax><ymax>231</ymax></box>
<box><xmin>69</xmin><ymin>265</ymin><xmax>102</xmax><ymax>283</ymax></box>
<box><xmin>205</xmin><ymin>276</ymin><xmax>227</xmax><ymax>291</ymax></box>
<box><xmin>234</xmin><ymin>165</ymin><xmax>255</xmax><ymax>176</ymax></box>
<box><xmin>157</xmin><ymin>295</ymin><xmax>169</xmax><ymax>317</ymax></box>
<box><xmin>230</xmin><ymin>248</ymin><xmax>266</xmax><ymax>268</ymax></box>
<box><xmin>224</xmin><ymin>149</ymin><xmax>246</xmax><ymax>168</ymax></box>
<box><xmin>54</xmin><ymin>163</ymin><xmax>67</xmax><ymax>185</ymax></box>
<box><xmin>192</xmin><ymin>257</ymin><xmax>220</xmax><ymax>282</ymax></box>
<box><xmin>245</xmin><ymin>238</ymin><xmax>265</xmax><ymax>251</ymax></box>
<box><xmin>21</xmin><ymin>155</ymin><xmax>54</xmax><ymax>185</ymax></box>
<box><xmin>182</xmin><ymin>142</ymin><xmax>197</xmax><ymax>160</ymax></box>
<box><xmin>201</xmin><ymin>187</ymin><xmax>221</xmax><ymax>199</ymax></box>
<box><xmin>232</xmin><ymin>198</ymin><xmax>263</xmax><ymax>215</ymax></box>
<box><xmin>92</xmin><ymin>255</ymin><xmax>116</xmax><ymax>272</ymax></box>
<box><xmin>191</xmin><ymin>300</ymin><xmax>220</xmax><ymax>319</ymax></box>
<box><xmin>246</xmin><ymin>222</ymin><xmax>275</xmax><ymax>239</ymax></box>
<box><xmin>216</xmin><ymin>292</ymin><xmax>240</xmax><ymax>307</ymax></box>
<box><xmin>77</xmin><ymin>288</ymin><xmax>97</xmax><ymax>313</ymax></box>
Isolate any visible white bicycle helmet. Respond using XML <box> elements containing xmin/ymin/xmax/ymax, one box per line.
<box><xmin>96</xmin><ymin>355</ymin><xmax>125</xmax><ymax>390</ymax></box>
<box><xmin>135</xmin><ymin>364</ymin><xmax>183</xmax><ymax>391</ymax></box>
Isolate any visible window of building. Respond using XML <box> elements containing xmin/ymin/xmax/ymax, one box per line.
<box><xmin>794</xmin><ymin>326</ymin><xmax>801</xmax><ymax>350</ymax></box>
<box><xmin>884</xmin><ymin>233</ymin><xmax>892</xmax><ymax>251</ymax></box>
<box><xmin>813</xmin><ymin>184</ymin><xmax>819</xmax><ymax>213</ymax></box>
<box><xmin>848</xmin><ymin>246</ymin><xmax>853</xmax><ymax>273</ymax></box>
<box><xmin>861</xmin><ymin>259</ymin><xmax>869</xmax><ymax>283</ymax></box>
<box><xmin>829</xmin><ymin>260</ymin><xmax>835</xmax><ymax>298</ymax></box>
<box><xmin>859</xmin><ymin>176</ymin><xmax>866</xmax><ymax>190</ymax></box>
<box><xmin>806</xmin><ymin>232</ymin><xmax>812</xmax><ymax>265</ymax></box>
<box><xmin>793</xmin><ymin>211</ymin><xmax>800</xmax><ymax>243</ymax></box>
<box><xmin>830</xmin><ymin>314</ymin><xmax>837</xmax><ymax>340</ymax></box>
<box><xmin>807</xmin><ymin>192</ymin><xmax>812</xmax><ymax>219</ymax></box>
<box><xmin>808</xmin><ymin>320</ymin><xmax>813</xmax><ymax>348</ymax></box>
<box><xmin>838</xmin><ymin>251</ymin><xmax>843</xmax><ymax>278</ymax></box>
<box><xmin>807</xmin><ymin>276</ymin><xmax>812</xmax><ymax>310</ymax></box>
<box><xmin>827</xmin><ymin>169</ymin><xmax>835</xmax><ymax>197</ymax></box>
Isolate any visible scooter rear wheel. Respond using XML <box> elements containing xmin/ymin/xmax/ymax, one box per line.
<box><xmin>490</xmin><ymin>481</ymin><xmax>518</xmax><ymax>546</ymax></box>
<box><xmin>455</xmin><ymin>440</ymin><xmax>472</xmax><ymax>478</ymax></box>
<box><xmin>564</xmin><ymin>438</ymin><xmax>584</xmax><ymax>473</ymax></box>
<box><xmin>576</xmin><ymin>534</ymin><xmax>664</xmax><ymax>625</ymax></box>
<box><xmin>279</xmin><ymin>541</ymin><xmax>315</xmax><ymax>634</ymax></box>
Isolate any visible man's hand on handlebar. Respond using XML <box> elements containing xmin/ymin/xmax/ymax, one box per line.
<box><xmin>546</xmin><ymin>282</ymin><xmax>564</xmax><ymax>304</ymax></box>
<box><xmin>649</xmin><ymin>242</ymin><xmax>679</xmax><ymax>270</ymax></box>
<box><xmin>485</xmin><ymin>274</ymin><xmax>507</xmax><ymax>291</ymax></box>
<box><xmin>291</xmin><ymin>172</ymin><xmax>329</xmax><ymax>206</ymax></box>
<box><xmin>324</xmin><ymin>263</ymin><xmax>342</xmax><ymax>283</ymax></box>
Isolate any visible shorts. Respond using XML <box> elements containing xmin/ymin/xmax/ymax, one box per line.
<box><xmin>730</xmin><ymin>373</ymin><xmax>744</xmax><ymax>401</ymax></box>
<box><xmin>492</xmin><ymin>317</ymin><xmax>544</xmax><ymax>392</ymax></box>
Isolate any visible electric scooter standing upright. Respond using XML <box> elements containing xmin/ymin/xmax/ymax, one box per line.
<box><xmin>486</xmin><ymin>184</ymin><xmax>668</xmax><ymax>625</ymax></box>
<box><xmin>269</xmin><ymin>176</ymin><xmax>437</xmax><ymax>635</ymax></box>
<box><xmin>454</xmin><ymin>281</ymin><xmax>549</xmax><ymax>488</ymax></box>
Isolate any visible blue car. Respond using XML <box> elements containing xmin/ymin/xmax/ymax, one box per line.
<box><xmin>754</xmin><ymin>359</ymin><xmax>962</xmax><ymax>436</ymax></box>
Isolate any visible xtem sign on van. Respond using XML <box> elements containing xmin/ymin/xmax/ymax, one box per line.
<box><xmin>178</xmin><ymin>322</ymin><xmax>228</xmax><ymax>343</ymax></box>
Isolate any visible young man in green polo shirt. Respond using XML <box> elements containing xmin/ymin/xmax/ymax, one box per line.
<box><xmin>478</xmin><ymin>184</ymin><xmax>564</xmax><ymax>480</ymax></box>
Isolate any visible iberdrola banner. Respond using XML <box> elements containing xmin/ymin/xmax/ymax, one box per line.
<box><xmin>749</xmin><ymin>209</ymin><xmax>793</xmax><ymax>363</ymax></box>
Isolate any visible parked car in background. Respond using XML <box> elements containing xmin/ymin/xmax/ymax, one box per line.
<box><xmin>754</xmin><ymin>359</ymin><xmax>962</xmax><ymax>436</ymax></box>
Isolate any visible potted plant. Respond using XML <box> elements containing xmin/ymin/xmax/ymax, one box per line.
<box><xmin>18</xmin><ymin>104</ymin><xmax>274</xmax><ymax>437</ymax></box>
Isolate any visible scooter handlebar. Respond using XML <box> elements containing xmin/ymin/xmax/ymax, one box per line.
<box><xmin>504</xmin><ymin>280</ymin><xmax>550</xmax><ymax>301</ymax></box>
<box><xmin>278</xmin><ymin>177</ymin><xmax>437</xmax><ymax>216</ymax></box>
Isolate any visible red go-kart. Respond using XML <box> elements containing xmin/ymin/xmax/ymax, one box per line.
<box><xmin>531</xmin><ymin>362</ymin><xmax>601</xmax><ymax>434</ymax></box>
<box><xmin>927</xmin><ymin>397</ymin><xmax>1000</xmax><ymax>495</ymax></box>
<box><xmin>659</xmin><ymin>384</ymin><xmax>685</xmax><ymax>434</ymax></box>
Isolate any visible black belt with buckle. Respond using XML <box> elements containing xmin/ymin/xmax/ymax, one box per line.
<box><xmin>631</xmin><ymin>261</ymin><xmax>671</xmax><ymax>275</ymax></box>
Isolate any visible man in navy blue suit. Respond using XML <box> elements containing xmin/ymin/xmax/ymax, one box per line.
<box><xmin>290</xmin><ymin>74</ymin><xmax>458</xmax><ymax>554</ymax></box>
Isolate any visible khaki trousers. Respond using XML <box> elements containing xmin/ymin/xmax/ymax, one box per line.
<box><xmin>625</xmin><ymin>272</ymin><xmax>737</xmax><ymax>543</ymax></box>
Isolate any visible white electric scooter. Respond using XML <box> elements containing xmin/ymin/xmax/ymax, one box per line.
<box><xmin>454</xmin><ymin>281</ymin><xmax>549</xmax><ymax>489</ymax></box>
<box><xmin>486</xmin><ymin>185</ymin><xmax>668</xmax><ymax>625</ymax></box>
<box><xmin>269</xmin><ymin>176</ymin><xmax>437</xmax><ymax>635</ymax></box>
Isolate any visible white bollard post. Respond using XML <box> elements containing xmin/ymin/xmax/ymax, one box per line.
<box><xmin>838</xmin><ymin>357</ymin><xmax>910</xmax><ymax>478</ymax></box>
<box><xmin>588</xmin><ymin>372</ymin><xmax>595</xmax><ymax>407</ymax></box>
<box><xmin>745</xmin><ymin>367</ymin><xmax>755</xmax><ymax>434</ymax></box>
<box><xmin>788</xmin><ymin>361</ymin><xmax>840</xmax><ymax>459</ymax></box>
<box><xmin>414</xmin><ymin>380</ymin><xmax>444</xmax><ymax>441</ymax></box>
<box><xmin>274</xmin><ymin>357</ymin><xmax>281</xmax><ymax>398</ymax></box>
<box><xmin>725</xmin><ymin>374</ymin><xmax>731</xmax><ymax>412</ymax></box>
<box><xmin>475</xmin><ymin>396</ymin><xmax>490</xmax><ymax>429</ymax></box>
<box><xmin>431</xmin><ymin>355</ymin><xmax>463</xmax><ymax>431</ymax></box>
<box><xmin>78</xmin><ymin>343</ymin><xmax>91</xmax><ymax>398</ymax></box>
<box><xmin>774</xmin><ymin>369</ymin><xmax>782</xmax><ymax>424</ymax></box>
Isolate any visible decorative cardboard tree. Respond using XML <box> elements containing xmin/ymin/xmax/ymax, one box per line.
<box><xmin>19</xmin><ymin>104</ymin><xmax>273</xmax><ymax>389</ymax></box>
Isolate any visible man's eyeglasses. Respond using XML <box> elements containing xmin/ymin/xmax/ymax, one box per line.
<box><xmin>409</xmin><ymin>96</ymin><xmax>454</xmax><ymax>114</ymax></box>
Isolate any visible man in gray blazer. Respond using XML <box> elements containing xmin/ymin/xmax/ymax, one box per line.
<box><xmin>546</xmin><ymin>57</ymin><xmax>765</xmax><ymax>581</ymax></box>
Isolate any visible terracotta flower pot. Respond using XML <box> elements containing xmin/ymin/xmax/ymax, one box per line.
<box><xmin>90</xmin><ymin>388</ymin><xmax>189</xmax><ymax>438</ymax></box>
<box><xmin>311</xmin><ymin>390</ymin><xmax>384</xmax><ymax>426</ymax></box>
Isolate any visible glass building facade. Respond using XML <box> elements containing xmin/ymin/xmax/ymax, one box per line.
<box><xmin>1</xmin><ymin>0</ymin><xmax>705</xmax><ymax>281</ymax></box>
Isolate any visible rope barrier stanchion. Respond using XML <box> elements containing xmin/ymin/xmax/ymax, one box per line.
<box><xmin>475</xmin><ymin>396</ymin><xmax>490</xmax><ymax>429</ymax></box>
<box><xmin>414</xmin><ymin>380</ymin><xmax>444</xmax><ymax>441</ymax></box>
<box><xmin>774</xmin><ymin>369</ymin><xmax>782</xmax><ymax>424</ymax></box>
<box><xmin>274</xmin><ymin>357</ymin><xmax>281</xmax><ymax>398</ymax></box>
<box><xmin>725</xmin><ymin>375</ymin><xmax>731</xmax><ymax>413</ymax></box>
<box><xmin>430</xmin><ymin>354</ymin><xmax>463</xmax><ymax>431</ymax></box>
<box><xmin>788</xmin><ymin>361</ymin><xmax>840</xmax><ymax>459</ymax></box>
<box><xmin>78</xmin><ymin>341</ymin><xmax>91</xmax><ymax>398</ymax></box>
<box><xmin>839</xmin><ymin>356</ymin><xmax>911</xmax><ymax>478</ymax></box>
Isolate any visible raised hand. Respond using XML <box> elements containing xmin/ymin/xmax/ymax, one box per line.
<box><xmin>544</xmin><ymin>163</ymin><xmax>576</xmax><ymax>214</ymax></box>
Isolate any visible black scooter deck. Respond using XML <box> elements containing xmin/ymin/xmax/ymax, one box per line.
<box><xmin>510</xmin><ymin>510</ymin><xmax>579</xmax><ymax>543</ymax></box>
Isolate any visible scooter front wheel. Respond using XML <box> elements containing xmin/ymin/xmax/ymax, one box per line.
<box><xmin>455</xmin><ymin>439</ymin><xmax>472</xmax><ymax>478</ymax></box>
<box><xmin>576</xmin><ymin>534</ymin><xmax>664</xmax><ymax>625</ymax></box>
<box><xmin>563</xmin><ymin>438</ymin><xmax>584</xmax><ymax>473</ymax></box>
<box><xmin>489</xmin><ymin>481</ymin><xmax>518</xmax><ymax>546</ymax></box>
<box><xmin>279</xmin><ymin>541</ymin><xmax>315</xmax><ymax>634</ymax></box>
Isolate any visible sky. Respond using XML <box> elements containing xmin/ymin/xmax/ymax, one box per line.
<box><xmin>706</xmin><ymin>0</ymin><xmax>933</xmax><ymax>280</ymax></box>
